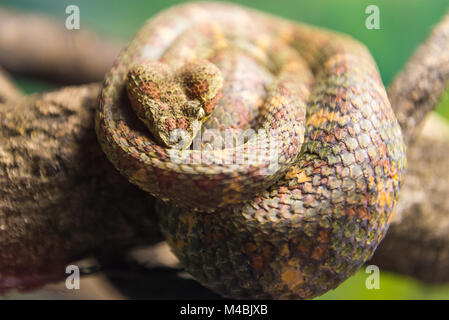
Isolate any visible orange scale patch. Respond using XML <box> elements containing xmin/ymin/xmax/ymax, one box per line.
<box><xmin>311</xmin><ymin>246</ymin><xmax>328</xmax><ymax>260</ymax></box>
<box><xmin>177</xmin><ymin>117</ymin><xmax>189</xmax><ymax>129</ymax></box>
<box><xmin>358</xmin><ymin>207</ymin><xmax>369</xmax><ymax>220</ymax></box>
<box><xmin>140</xmin><ymin>80</ymin><xmax>160</xmax><ymax>100</ymax></box>
<box><xmin>164</xmin><ymin>118</ymin><xmax>177</xmax><ymax>131</ymax></box>
<box><xmin>318</xmin><ymin>230</ymin><xmax>330</xmax><ymax>243</ymax></box>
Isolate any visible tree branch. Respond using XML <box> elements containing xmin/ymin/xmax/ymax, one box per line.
<box><xmin>367</xmin><ymin>10</ymin><xmax>449</xmax><ymax>283</ymax></box>
<box><xmin>371</xmin><ymin>113</ymin><xmax>449</xmax><ymax>283</ymax></box>
<box><xmin>0</xmin><ymin>67</ymin><xmax>21</xmax><ymax>102</ymax></box>
<box><xmin>388</xmin><ymin>11</ymin><xmax>449</xmax><ymax>146</ymax></box>
<box><xmin>0</xmin><ymin>84</ymin><xmax>162</xmax><ymax>293</ymax></box>
<box><xmin>0</xmin><ymin>9</ymin><xmax>124</xmax><ymax>84</ymax></box>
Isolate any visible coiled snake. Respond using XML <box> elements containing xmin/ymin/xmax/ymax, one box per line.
<box><xmin>95</xmin><ymin>2</ymin><xmax>406</xmax><ymax>299</ymax></box>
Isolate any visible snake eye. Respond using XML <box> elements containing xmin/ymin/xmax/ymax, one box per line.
<box><xmin>182</xmin><ymin>102</ymin><xmax>205</xmax><ymax>119</ymax></box>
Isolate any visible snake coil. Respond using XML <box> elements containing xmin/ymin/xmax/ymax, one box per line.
<box><xmin>96</xmin><ymin>2</ymin><xmax>406</xmax><ymax>299</ymax></box>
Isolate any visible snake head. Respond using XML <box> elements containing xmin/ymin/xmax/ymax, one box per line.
<box><xmin>126</xmin><ymin>60</ymin><xmax>223</xmax><ymax>148</ymax></box>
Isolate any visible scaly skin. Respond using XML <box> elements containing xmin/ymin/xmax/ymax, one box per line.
<box><xmin>126</xmin><ymin>60</ymin><xmax>224</xmax><ymax>148</ymax></box>
<box><xmin>95</xmin><ymin>2</ymin><xmax>406</xmax><ymax>299</ymax></box>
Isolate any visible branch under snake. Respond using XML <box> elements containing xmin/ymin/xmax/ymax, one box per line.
<box><xmin>96</xmin><ymin>2</ymin><xmax>406</xmax><ymax>299</ymax></box>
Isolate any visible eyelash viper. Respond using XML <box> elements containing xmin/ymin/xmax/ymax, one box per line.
<box><xmin>95</xmin><ymin>2</ymin><xmax>406</xmax><ymax>299</ymax></box>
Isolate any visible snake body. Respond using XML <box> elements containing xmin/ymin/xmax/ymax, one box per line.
<box><xmin>96</xmin><ymin>2</ymin><xmax>406</xmax><ymax>299</ymax></box>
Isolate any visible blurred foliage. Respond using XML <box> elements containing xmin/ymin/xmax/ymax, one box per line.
<box><xmin>2</xmin><ymin>0</ymin><xmax>449</xmax><ymax>299</ymax></box>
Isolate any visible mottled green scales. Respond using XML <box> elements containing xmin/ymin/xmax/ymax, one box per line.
<box><xmin>96</xmin><ymin>2</ymin><xmax>406</xmax><ymax>299</ymax></box>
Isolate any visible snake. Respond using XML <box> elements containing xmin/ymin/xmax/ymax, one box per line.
<box><xmin>95</xmin><ymin>2</ymin><xmax>406</xmax><ymax>299</ymax></box>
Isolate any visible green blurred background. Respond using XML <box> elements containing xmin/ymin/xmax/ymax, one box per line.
<box><xmin>2</xmin><ymin>0</ymin><xmax>449</xmax><ymax>299</ymax></box>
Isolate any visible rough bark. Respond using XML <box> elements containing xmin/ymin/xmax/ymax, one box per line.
<box><xmin>0</xmin><ymin>84</ymin><xmax>162</xmax><ymax>293</ymax></box>
<box><xmin>0</xmin><ymin>67</ymin><xmax>21</xmax><ymax>103</ymax></box>
<box><xmin>388</xmin><ymin>12</ymin><xmax>449</xmax><ymax>146</ymax></box>
<box><xmin>0</xmin><ymin>9</ymin><xmax>124</xmax><ymax>84</ymax></box>
<box><xmin>371</xmin><ymin>113</ymin><xmax>449</xmax><ymax>283</ymax></box>
<box><xmin>366</xmin><ymin>10</ymin><xmax>449</xmax><ymax>283</ymax></box>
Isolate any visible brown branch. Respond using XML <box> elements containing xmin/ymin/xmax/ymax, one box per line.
<box><xmin>371</xmin><ymin>113</ymin><xmax>449</xmax><ymax>283</ymax></box>
<box><xmin>369</xmin><ymin>10</ymin><xmax>449</xmax><ymax>283</ymax></box>
<box><xmin>0</xmin><ymin>9</ymin><xmax>124</xmax><ymax>84</ymax></box>
<box><xmin>388</xmin><ymin>11</ymin><xmax>449</xmax><ymax>146</ymax></box>
<box><xmin>0</xmin><ymin>83</ymin><xmax>162</xmax><ymax>293</ymax></box>
<box><xmin>0</xmin><ymin>67</ymin><xmax>21</xmax><ymax>102</ymax></box>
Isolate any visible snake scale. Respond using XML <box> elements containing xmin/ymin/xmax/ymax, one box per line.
<box><xmin>95</xmin><ymin>2</ymin><xmax>406</xmax><ymax>299</ymax></box>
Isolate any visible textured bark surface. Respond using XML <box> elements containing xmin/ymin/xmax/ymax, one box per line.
<box><xmin>0</xmin><ymin>67</ymin><xmax>21</xmax><ymax>103</ymax></box>
<box><xmin>368</xmin><ymin>11</ymin><xmax>449</xmax><ymax>283</ymax></box>
<box><xmin>371</xmin><ymin>113</ymin><xmax>449</xmax><ymax>283</ymax></box>
<box><xmin>0</xmin><ymin>9</ymin><xmax>124</xmax><ymax>84</ymax></box>
<box><xmin>0</xmin><ymin>84</ymin><xmax>162</xmax><ymax>293</ymax></box>
<box><xmin>388</xmin><ymin>12</ymin><xmax>449</xmax><ymax>146</ymax></box>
